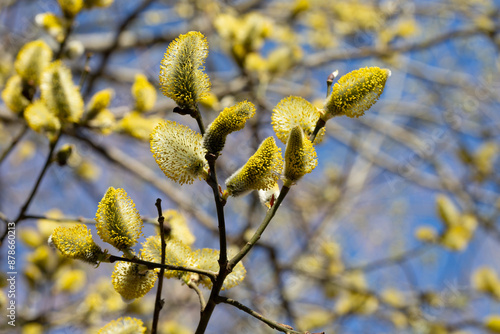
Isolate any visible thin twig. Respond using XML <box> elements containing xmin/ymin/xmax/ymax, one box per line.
<box><xmin>188</xmin><ymin>279</ymin><xmax>207</xmax><ymax>312</ymax></box>
<box><xmin>108</xmin><ymin>255</ymin><xmax>217</xmax><ymax>281</ymax></box>
<box><xmin>217</xmin><ymin>297</ymin><xmax>312</xmax><ymax>334</ymax></box>
<box><xmin>54</xmin><ymin>17</ymin><xmax>75</xmax><ymax>60</ymax></box>
<box><xmin>0</xmin><ymin>124</ymin><xmax>27</xmax><ymax>166</ymax></box>
<box><xmin>195</xmin><ymin>153</ymin><xmax>228</xmax><ymax>334</ymax></box>
<box><xmin>151</xmin><ymin>198</ymin><xmax>166</xmax><ymax>334</ymax></box>
<box><xmin>229</xmin><ymin>186</ymin><xmax>291</xmax><ymax>268</ymax></box>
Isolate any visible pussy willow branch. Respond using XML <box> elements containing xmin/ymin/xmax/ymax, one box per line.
<box><xmin>108</xmin><ymin>255</ymin><xmax>216</xmax><ymax>282</ymax></box>
<box><xmin>228</xmin><ymin>185</ymin><xmax>290</xmax><ymax>269</ymax></box>
<box><xmin>70</xmin><ymin>130</ymin><xmax>218</xmax><ymax>233</ymax></box>
<box><xmin>0</xmin><ymin>124</ymin><xmax>27</xmax><ymax>166</ymax></box>
<box><xmin>195</xmin><ymin>154</ymin><xmax>228</xmax><ymax>334</ymax></box>
<box><xmin>188</xmin><ymin>279</ymin><xmax>206</xmax><ymax>311</ymax></box>
<box><xmin>151</xmin><ymin>198</ymin><xmax>166</xmax><ymax>334</ymax></box>
<box><xmin>193</xmin><ymin>105</ymin><xmax>205</xmax><ymax>135</ymax></box>
<box><xmin>217</xmin><ymin>297</ymin><xmax>311</xmax><ymax>334</ymax></box>
<box><xmin>0</xmin><ymin>131</ymin><xmax>62</xmax><ymax>245</ymax></box>
<box><xmin>54</xmin><ymin>16</ymin><xmax>75</xmax><ymax>60</ymax></box>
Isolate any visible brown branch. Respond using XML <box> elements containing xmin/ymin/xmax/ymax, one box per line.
<box><xmin>217</xmin><ymin>297</ymin><xmax>315</xmax><ymax>334</ymax></box>
<box><xmin>151</xmin><ymin>198</ymin><xmax>166</xmax><ymax>334</ymax></box>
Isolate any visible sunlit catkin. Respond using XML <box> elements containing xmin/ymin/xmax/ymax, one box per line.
<box><xmin>49</xmin><ymin>224</ymin><xmax>109</xmax><ymax>266</ymax></box>
<box><xmin>159</xmin><ymin>31</ymin><xmax>211</xmax><ymax>110</ymax></box>
<box><xmin>58</xmin><ymin>0</ymin><xmax>83</xmax><ymax>18</ymax></box>
<box><xmin>14</xmin><ymin>40</ymin><xmax>53</xmax><ymax>85</ymax></box>
<box><xmin>203</xmin><ymin>100</ymin><xmax>256</xmax><ymax>157</ymax></box>
<box><xmin>95</xmin><ymin>187</ymin><xmax>143</xmax><ymax>253</ymax></box>
<box><xmin>283</xmin><ymin>126</ymin><xmax>317</xmax><ymax>186</ymax></box>
<box><xmin>323</xmin><ymin>67</ymin><xmax>390</xmax><ymax>120</ymax></box>
<box><xmin>272</xmin><ymin>96</ymin><xmax>325</xmax><ymax>144</ymax></box>
<box><xmin>191</xmin><ymin>248</ymin><xmax>246</xmax><ymax>290</ymax></box>
<box><xmin>1</xmin><ymin>75</ymin><xmax>30</xmax><ymax>113</ymax></box>
<box><xmin>40</xmin><ymin>61</ymin><xmax>84</xmax><ymax>123</ymax></box>
<box><xmin>150</xmin><ymin>120</ymin><xmax>207</xmax><ymax>185</ymax></box>
<box><xmin>98</xmin><ymin>317</ymin><xmax>146</xmax><ymax>334</ymax></box>
<box><xmin>111</xmin><ymin>261</ymin><xmax>157</xmax><ymax>300</ymax></box>
<box><xmin>24</xmin><ymin>100</ymin><xmax>61</xmax><ymax>139</ymax></box>
<box><xmin>132</xmin><ymin>74</ymin><xmax>156</xmax><ymax>113</ymax></box>
<box><xmin>225</xmin><ymin>137</ymin><xmax>283</xmax><ymax>197</ymax></box>
<box><xmin>141</xmin><ymin>236</ymin><xmax>193</xmax><ymax>278</ymax></box>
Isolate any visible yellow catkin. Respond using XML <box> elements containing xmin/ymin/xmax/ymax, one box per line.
<box><xmin>111</xmin><ymin>261</ymin><xmax>157</xmax><ymax>301</ymax></box>
<box><xmin>49</xmin><ymin>224</ymin><xmax>108</xmax><ymax>265</ymax></box>
<box><xmin>191</xmin><ymin>248</ymin><xmax>246</xmax><ymax>290</ymax></box>
<box><xmin>132</xmin><ymin>74</ymin><xmax>157</xmax><ymax>112</ymax></box>
<box><xmin>324</xmin><ymin>67</ymin><xmax>390</xmax><ymax>119</ymax></box>
<box><xmin>24</xmin><ymin>100</ymin><xmax>61</xmax><ymax>137</ymax></box>
<box><xmin>40</xmin><ymin>61</ymin><xmax>84</xmax><ymax>123</ymax></box>
<box><xmin>272</xmin><ymin>96</ymin><xmax>325</xmax><ymax>144</ymax></box>
<box><xmin>35</xmin><ymin>13</ymin><xmax>65</xmax><ymax>42</ymax></box>
<box><xmin>95</xmin><ymin>187</ymin><xmax>143</xmax><ymax>252</ymax></box>
<box><xmin>203</xmin><ymin>100</ymin><xmax>256</xmax><ymax>156</ymax></box>
<box><xmin>141</xmin><ymin>236</ymin><xmax>193</xmax><ymax>278</ymax></box>
<box><xmin>283</xmin><ymin>126</ymin><xmax>317</xmax><ymax>186</ymax></box>
<box><xmin>150</xmin><ymin>120</ymin><xmax>207</xmax><ymax>185</ymax></box>
<box><xmin>98</xmin><ymin>317</ymin><xmax>146</xmax><ymax>334</ymax></box>
<box><xmin>159</xmin><ymin>31</ymin><xmax>211</xmax><ymax>109</ymax></box>
<box><xmin>1</xmin><ymin>75</ymin><xmax>30</xmax><ymax>113</ymax></box>
<box><xmin>14</xmin><ymin>40</ymin><xmax>53</xmax><ymax>85</ymax></box>
<box><xmin>225</xmin><ymin>137</ymin><xmax>283</xmax><ymax>196</ymax></box>
<box><xmin>58</xmin><ymin>0</ymin><xmax>83</xmax><ymax>18</ymax></box>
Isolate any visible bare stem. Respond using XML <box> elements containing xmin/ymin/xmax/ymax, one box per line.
<box><xmin>195</xmin><ymin>153</ymin><xmax>228</xmax><ymax>334</ymax></box>
<box><xmin>217</xmin><ymin>297</ymin><xmax>314</xmax><ymax>334</ymax></box>
<box><xmin>0</xmin><ymin>125</ymin><xmax>27</xmax><ymax>166</ymax></box>
<box><xmin>108</xmin><ymin>255</ymin><xmax>217</xmax><ymax>281</ymax></box>
<box><xmin>193</xmin><ymin>106</ymin><xmax>206</xmax><ymax>135</ymax></box>
<box><xmin>229</xmin><ymin>186</ymin><xmax>290</xmax><ymax>269</ymax></box>
<box><xmin>151</xmin><ymin>199</ymin><xmax>166</xmax><ymax>334</ymax></box>
<box><xmin>188</xmin><ymin>279</ymin><xmax>207</xmax><ymax>311</ymax></box>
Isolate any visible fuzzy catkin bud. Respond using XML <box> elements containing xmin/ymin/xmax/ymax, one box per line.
<box><xmin>49</xmin><ymin>224</ymin><xmax>109</xmax><ymax>265</ymax></box>
<box><xmin>58</xmin><ymin>0</ymin><xmax>83</xmax><ymax>18</ymax></box>
<box><xmin>132</xmin><ymin>74</ymin><xmax>156</xmax><ymax>113</ymax></box>
<box><xmin>35</xmin><ymin>13</ymin><xmax>65</xmax><ymax>42</ymax></box>
<box><xmin>1</xmin><ymin>75</ymin><xmax>30</xmax><ymax>113</ymax></box>
<box><xmin>225</xmin><ymin>137</ymin><xmax>283</xmax><ymax>197</ymax></box>
<box><xmin>86</xmin><ymin>88</ymin><xmax>113</xmax><ymax>121</ymax></box>
<box><xmin>15</xmin><ymin>40</ymin><xmax>53</xmax><ymax>85</ymax></box>
<box><xmin>95</xmin><ymin>187</ymin><xmax>143</xmax><ymax>252</ymax></box>
<box><xmin>141</xmin><ymin>236</ymin><xmax>193</xmax><ymax>278</ymax></box>
<box><xmin>203</xmin><ymin>100</ymin><xmax>256</xmax><ymax>156</ymax></box>
<box><xmin>283</xmin><ymin>126</ymin><xmax>317</xmax><ymax>186</ymax></box>
<box><xmin>323</xmin><ymin>67</ymin><xmax>390</xmax><ymax>120</ymax></box>
<box><xmin>159</xmin><ymin>31</ymin><xmax>211</xmax><ymax>110</ymax></box>
<box><xmin>272</xmin><ymin>96</ymin><xmax>325</xmax><ymax>144</ymax></box>
<box><xmin>150</xmin><ymin>120</ymin><xmax>207</xmax><ymax>185</ymax></box>
<box><xmin>98</xmin><ymin>317</ymin><xmax>146</xmax><ymax>334</ymax></box>
<box><xmin>191</xmin><ymin>248</ymin><xmax>246</xmax><ymax>290</ymax></box>
<box><xmin>40</xmin><ymin>61</ymin><xmax>84</xmax><ymax>123</ymax></box>
<box><xmin>24</xmin><ymin>100</ymin><xmax>61</xmax><ymax>139</ymax></box>
<box><xmin>111</xmin><ymin>261</ymin><xmax>157</xmax><ymax>301</ymax></box>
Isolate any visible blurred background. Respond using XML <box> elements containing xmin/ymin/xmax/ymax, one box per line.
<box><xmin>1</xmin><ymin>0</ymin><xmax>500</xmax><ymax>333</ymax></box>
